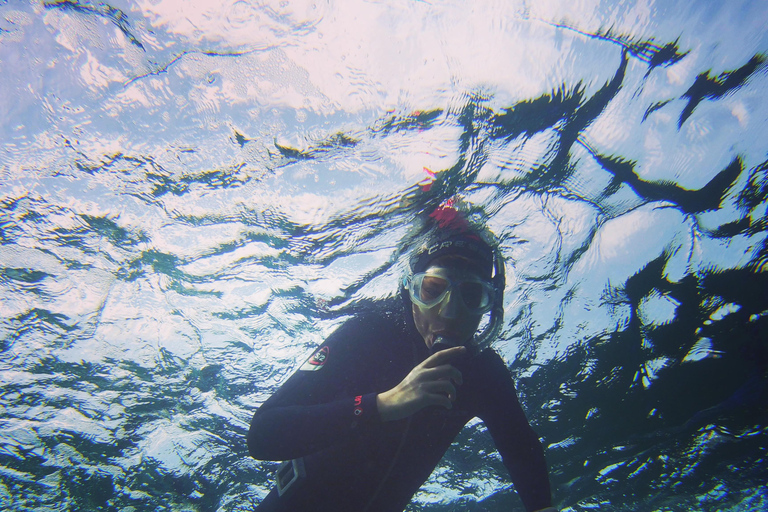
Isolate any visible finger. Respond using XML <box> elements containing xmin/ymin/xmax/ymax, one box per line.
<box><xmin>421</xmin><ymin>345</ymin><xmax>466</xmax><ymax>368</ymax></box>
<box><xmin>422</xmin><ymin>365</ymin><xmax>463</xmax><ymax>386</ymax></box>
<box><xmin>423</xmin><ymin>392</ymin><xmax>454</xmax><ymax>410</ymax></box>
<box><xmin>423</xmin><ymin>380</ymin><xmax>457</xmax><ymax>400</ymax></box>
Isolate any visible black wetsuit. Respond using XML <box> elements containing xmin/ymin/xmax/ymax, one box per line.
<box><xmin>248</xmin><ymin>301</ymin><xmax>552</xmax><ymax>512</ymax></box>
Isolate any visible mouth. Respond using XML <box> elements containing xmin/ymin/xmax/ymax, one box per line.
<box><xmin>430</xmin><ymin>330</ymin><xmax>461</xmax><ymax>346</ymax></box>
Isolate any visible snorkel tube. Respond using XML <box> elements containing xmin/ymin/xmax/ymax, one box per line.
<box><xmin>468</xmin><ymin>248</ymin><xmax>505</xmax><ymax>353</ymax></box>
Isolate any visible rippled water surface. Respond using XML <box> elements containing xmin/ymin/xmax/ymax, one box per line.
<box><xmin>1</xmin><ymin>1</ymin><xmax>767</xmax><ymax>511</ymax></box>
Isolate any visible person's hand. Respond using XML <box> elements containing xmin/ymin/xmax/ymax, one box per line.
<box><xmin>376</xmin><ymin>346</ymin><xmax>465</xmax><ymax>422</ymax></box>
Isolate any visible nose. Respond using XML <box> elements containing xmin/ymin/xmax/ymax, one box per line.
<box><xmin>438</xmin><ymin>290</ymin><xmax>461</xmax><ymax>319</ymax></box>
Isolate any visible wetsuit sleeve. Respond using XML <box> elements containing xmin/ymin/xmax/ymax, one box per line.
<box><xmin>247</xmin><ymin>316</ymin><xmax>383</xmax><ymax>461</ymax></box>
<box><xmin>475</xmin><ymin>351</ymin><xmax>553</xmax><ymax>512</ymax></box>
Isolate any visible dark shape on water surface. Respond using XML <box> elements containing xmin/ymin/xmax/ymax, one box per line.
<box><xmin>272</xmin><ymin>132</ymin><xmax>360</xmax><ymax>164</ymax></box>
<box><xmin>487</xmin><ymin>51</ymin><xmax>631</xmax><ymax>191</ymax></box>
<box><xmin>234</xmin><ymin>131</ymin><xmax>249</xmax><ymax>147</ymax></box>
<box><xmin>645</xmin><ymin>38</ymin><xmax>689</xmax><ymax>74</ymax></box>
<box><xmin>373</xmin><ymin>108</ymin><xmax>444</xmax><ymax>136</ymax></box>
<box><xmin>538</xmin><ymin>23</ymin><xmax>689</xmax><ymax>72</ymax></box>
<box><xmin>81</xmin><ymin>214</ymin><xmax>148</xmax><ymax>248</ymax></box>
<box><xmin>679</xmin><ymin>54</ymin><xmax>766</xmax><ymax>128</ymax></box>
<box><xmin>642</xmin><ymin>99</ymin><xmax>672</xmax><ymax>122</ymax></box>
<box><xmin>191</xmin><ymin>364</ymin><xmax>225</xmax><ymax>393</ymax></box>
<box><xmin>274</xmin><ymin>140</ymin><xmax>312</xmax><ymax>160</ymax></box>
<box><xmin>491</xmin><ymin>86</ymin><xmax>585</xmax><ymax>142</ymax></box>
<box><xmin>521</xmin><ymin>249</ymin><xmax>768</xmax><ymax>510</ymax></box>
<box><xmin>594</xmin><ymin>153</ymin><xmax>743</xmax><ymax>213</ymax></box>
<box><xmin>1</xmin><ymin>267</ymin><xmax>49</xmax><ymax>284</ymax></box>
<box><xmin>43</xmin><ymin>0</ymin><xmax>145</xmax><ymax>51</ymax></box>
<box><xmin>737</xmin><ymin>158</ymin><xmax>768</xmax><ymax>213</ymax></box>
<box><xmin>545</xmin><ymin>51</ymin><xmax>630</xmax><ymax>188</ymax></box>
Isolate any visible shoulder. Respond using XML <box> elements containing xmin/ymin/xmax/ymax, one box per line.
<box><xmin>467</xmin><ymin>348</ymin><xmax>525</xmax><ymax>420</ymax></box>
<box><xmin>319</xmin><ymin>299</ymin><xmax>406</xmax><ymax>353</ymax></box>
<box><xmin>469</xmin><ymin>348</ymin><xmax>516</xmax><ymax>385</ymax></box>
<box><xmin>337</xmin><ymin>298</ymin><xmax>407</xmax><ymax>334</ymax></box>
<box><xmin>474</xmin><ymin>347</ymin><xmax>509</xmax><ymax>368</ymax></box>
<box><xmin>332</xmin><ymin>305</ymin><xmax>399</xmax><ymax>337</ymax></box>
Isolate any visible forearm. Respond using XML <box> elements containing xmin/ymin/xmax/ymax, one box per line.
<box><xmin>503</xmin><ymin>431</ymin><xmax>553</xmax><ymax>512</ymax></box>
<box><xmin>476</xmin><ymin>351</ymin><xmax>554</xmax><ymax>511</ymax></box>
<box><xmin>247</xmin><ymin>393</ymin><xmax>379</xmax><ymax>460</ymax></box>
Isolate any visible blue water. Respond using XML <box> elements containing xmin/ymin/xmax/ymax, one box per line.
<box><xmin>1</xmin><ymin>1</ymin><xmax>767</xmax><ymax>511</ymax></box>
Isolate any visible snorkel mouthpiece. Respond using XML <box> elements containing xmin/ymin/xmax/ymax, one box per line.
<box><xmin>430</xmin><ymin>335</ymin><xmax>472</xmax><ymax>355</ymax></box>
<box><xmin>431</xmin><ymin>335</ymin><xmax>456</xmax><ymax>354</ymax></box>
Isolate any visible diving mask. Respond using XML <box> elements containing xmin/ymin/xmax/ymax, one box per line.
<box><xmin>407</xmin><ymin>270</ymin><xmax>494</xmax><ymax>315</ymax></box>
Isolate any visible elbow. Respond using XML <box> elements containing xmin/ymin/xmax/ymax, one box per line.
<box><xmin>248</xmin><ymin>433</ymin><xmax>298</xmax><ymax>461</ymax></box>
<box><xmin>248</xmin><ymin>433</ymin><xmax>278</xmax><ymax>461</ymax></box>
<box><xmin>247</xmin><ymin>410</ymin><xmax>273</xmax><ymax>459</ymax></box>
<box><xmin>247</xmin><ymin>427</ymin><xmax>263</xmax><ymax>459</ymax></box>
<box><xmin>248</xmin><ymin>409</ymin><xmax>295</xmax><ymax>460</ymax></box>
<box><xmin>248</xmin><ymin>414</ymin><xmax>276</xmax><ymax>460</ymax></box>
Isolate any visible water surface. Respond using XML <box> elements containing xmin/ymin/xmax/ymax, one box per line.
<box><xmin>1</xmin><ymin>1</ymin><xmax>767</xmax><ymax>511</ymax></box>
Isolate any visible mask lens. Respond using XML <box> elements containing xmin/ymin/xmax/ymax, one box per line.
<box><xmin>459</xmin><ymin>281</ymin><xmax>487</xmax><ymax>310</ymax></box>
<box><xmin>419</xmin><ymin>275</ymin><xmax>449</xmax><ymax>304</ymax></box>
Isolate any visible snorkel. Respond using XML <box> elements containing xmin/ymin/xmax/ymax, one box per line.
<box><xmin>469</xmin><ymin>248</ymin><xmax>505</xmax><ymax>352</ymax></box>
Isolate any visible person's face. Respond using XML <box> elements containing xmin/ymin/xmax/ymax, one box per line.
<box><xmin>411</xmin><ymin>256</ymin><xmax>488</xmax><ymax>349</ymax></box>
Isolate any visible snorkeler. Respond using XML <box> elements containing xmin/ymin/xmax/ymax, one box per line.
<box><xmin>247</xmin><ymin>205</ymin><xmax>557</xmax><ymax>512</ymax></box>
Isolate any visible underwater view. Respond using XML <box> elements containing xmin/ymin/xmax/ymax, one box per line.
<box><xmin>1</xmin><ymin>0</ymin><xmax>767</xmax><ymax>510</ymax></box>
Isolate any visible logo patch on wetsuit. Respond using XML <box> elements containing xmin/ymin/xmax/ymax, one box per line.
<box><xmin>300</xmin><ymin>346</ymin><xmax>329</xmax><ymax>371</ymax></box>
